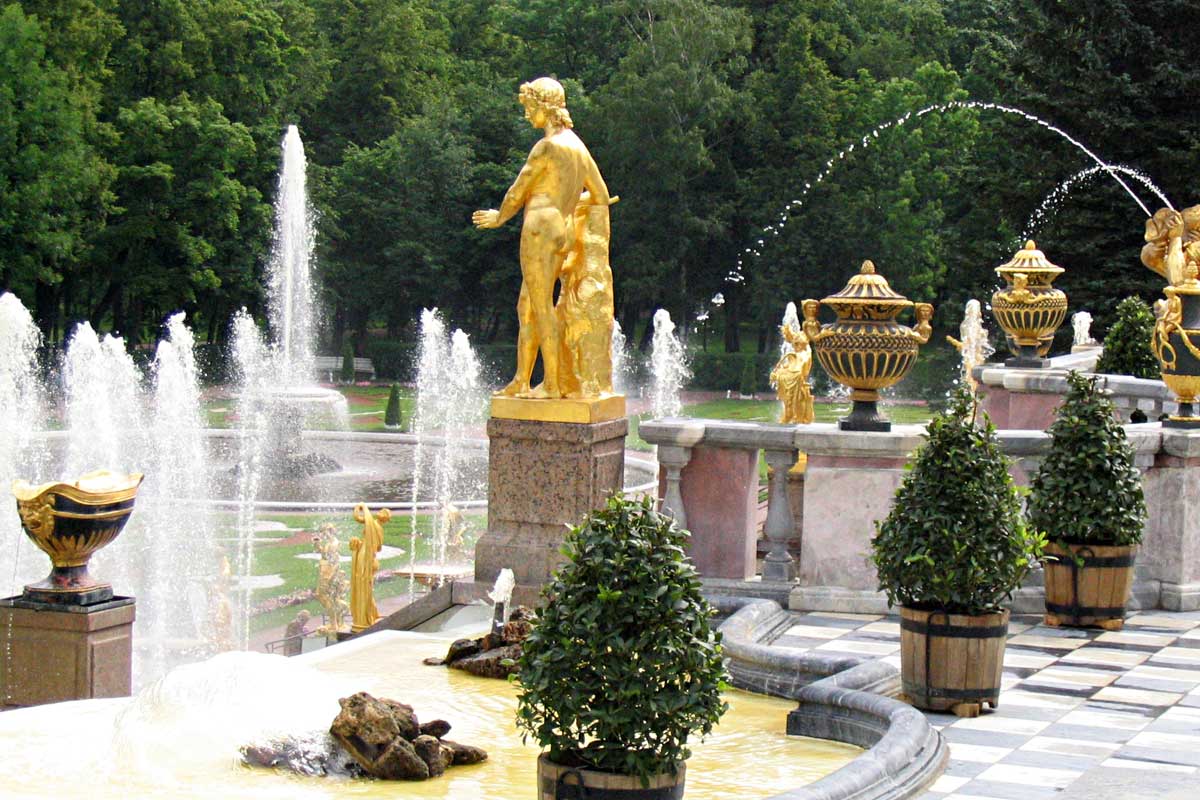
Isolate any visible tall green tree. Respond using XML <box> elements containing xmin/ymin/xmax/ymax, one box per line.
<box><xmin>91</xmin><ymin>94</ymin><xmax>265</xmax><ymax>343</ymax></box>
<box><xmin>0</xmin><ymin>4</ymin><xmax>113</xmax><ymax>337</ymax></box>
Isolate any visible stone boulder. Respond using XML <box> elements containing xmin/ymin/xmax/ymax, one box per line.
<box><xmin>437</xmin><ymin>605</ymin><xmax>535</xmax><ymax>679</ymax></box>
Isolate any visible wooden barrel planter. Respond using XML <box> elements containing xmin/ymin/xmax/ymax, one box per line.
<box><xmin>899</xmin><ymin>606</ymin><xmax>1009</xmax><ymax>718</ymax></box>
<box><xmin>538</xmin><ymin>755</ymin><xmax>685</xmax><ymax>800</ymax></box>
<box><xmin>1043</xmin><ymin>542</ymin><xmax>1136</xmax><ymax>631</ymax></box>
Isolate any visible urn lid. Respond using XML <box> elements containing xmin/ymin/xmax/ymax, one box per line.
<box><xmin>996</xmin><ymin>240</ymin><xmax>1063</xmax><ymax>278</ymax></box>
<box><xmin>822</xmin><ymin>260</ymin><xmax>913</xmax><ymax>308</ymax></box>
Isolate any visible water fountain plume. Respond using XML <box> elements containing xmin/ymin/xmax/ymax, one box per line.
<box><xmin>268</xmin><ymin>125</ymin><xmax>317</xmax><ymax>386</ymax></box>
<box><xmin>650</xmin><ymin>309</ymin><xmax>690</xmax><ymax>419</ymax></box>
<box><xmin>410</xmin><ymin>309</ymin><xmax>486</xmax><ymax>587</ymax></box>
<box><xmin>0</xmin><ymin>293</ymin><xmax>46</xmax><ymax>600</ymax></box>
<box><xmin>780</xmin><ymin>303</ymin><xmax>801</xmax><ymax>356</ymax></box>
<box><xmin>729</xmin><ymin>101</ymin><xmax>1172</xmax><ymax>287</ymax></box>
<box><xmin>63</xmin><ymin>323</ymin><xmax>146</xmax><ymax>481</ymax></box>
<box><xmin>1023</xmin><ymin>164</ymin><xmax>1170</xmax><ymax>242</ymax></box>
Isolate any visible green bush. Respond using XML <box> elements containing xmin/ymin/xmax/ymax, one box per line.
<box><xmin>739</xmin><ymin>354</ymin><xmax>757</xmax><ymax>395</ymax></box>
<box><xmin>871</xmin><ymin>389</ymin><xmax>1044</xmax><ymax>614</ymax></box>
<box><xmin>1027</xmin><ymin>371</ymin><xmax>1145</xmax><ymax>546</ymax></box>
<box><xmin>340</xmin><ymin>340</ymin><xmax>355</xmax><ymax>383</ymax></box>
<box><xmin>384</xmin><ymin>382</ymin><xmax>403</xmax><ymax>428</ymax></box>
<box><xmin>1095</xmin><ymin>296</ymin><xmax>1160</xmax><ymax>379</ymax></box>
<box><xmin>515</xmin><ymin>495</ymin><xmax>727</xmax><ymax>782</ymax></box>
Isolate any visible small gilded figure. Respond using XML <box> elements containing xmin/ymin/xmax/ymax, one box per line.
<box><xmin>350</xmin><ymin>504</ymin><xmax>391</xmax><ymax>633</ymax></box>
<box><xmin>312</xmin><ymin>522</ymin><xmax>350</xmax><ymax>637</ymax></box>
<box><xmin>769</xmin><ymin>323</ymin><xmax>815</xmax><ymax>425</ymax></box>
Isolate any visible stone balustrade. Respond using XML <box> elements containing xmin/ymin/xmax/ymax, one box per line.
<box><xmin>639</xmin><ymin>416</ymin><xmax>1200</xmax><ymax>615</ymax></box>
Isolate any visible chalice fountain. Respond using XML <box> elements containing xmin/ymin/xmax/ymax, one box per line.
<box><xmin>12</xmin><ymin>469</ymin><xmax>143</xmax><ymax>606</ymax></box>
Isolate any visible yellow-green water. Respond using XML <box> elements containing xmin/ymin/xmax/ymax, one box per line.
<box><xmin>0</xmin><ymin>632</ymin><xmax>859</xmax><ymax>799</ymax></box>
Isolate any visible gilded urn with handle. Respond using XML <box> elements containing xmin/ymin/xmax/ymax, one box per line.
<box><xmin>802</xmin><ymin>260</ymin><xmax>933</xmax><ymax>431</ymax></box>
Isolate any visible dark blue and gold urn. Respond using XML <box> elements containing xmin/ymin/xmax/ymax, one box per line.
<box><xmin>12</xmin><ymin>470</ymin><xmax>143</xmax><ymax>606</ymax></box>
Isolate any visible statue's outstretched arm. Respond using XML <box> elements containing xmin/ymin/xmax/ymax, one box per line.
<box><xmin>582</xmin><ymin>153</ymin><xmax>610</xmax><ymax>207</ymax></box>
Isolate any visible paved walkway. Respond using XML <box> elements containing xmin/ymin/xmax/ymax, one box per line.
<box><xmin>771</xmin><ymin>609</ymin><xmax>1200</xmax><ymax>799</ymax></box>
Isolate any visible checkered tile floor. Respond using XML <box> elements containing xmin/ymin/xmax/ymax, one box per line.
<box><xmin>772</xmin><ymin>610</ymin><xmax>1200</xmax><ymax>799</ymax></box>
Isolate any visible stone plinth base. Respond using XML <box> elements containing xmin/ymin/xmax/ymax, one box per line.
<box><xmin>475</xmin><ymin>415</ymin><xmax>627</xmax><ymax>587</ymax></box>
<box><xmin>0</xmin><ymin>596</ymin><xmax>135</xmax><ymax>709</ymax></box>
<box><xmin>659</xmin><ymin>445</ymin><xmax>759</xmax><ymax>580</ymax></box>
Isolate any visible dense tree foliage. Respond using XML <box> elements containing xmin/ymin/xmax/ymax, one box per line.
<box><xmin>3</xmin><ymin>0</ymin><xmax>1196</xmax><ymax>355</ymax></box>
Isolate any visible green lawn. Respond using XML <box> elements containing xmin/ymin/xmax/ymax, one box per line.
<box><xmin>205</xmin><ymin>385</ymin><xmax>416</xmax><ymax>433</ymax></box>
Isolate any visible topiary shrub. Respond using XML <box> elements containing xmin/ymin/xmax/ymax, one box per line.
<box><xmin>384</xmin><ymin>382</ymin><xmax>403</xmax><ymax>429</ymax></box>
<box><xmin>1027</xmin><ymin>371</ymin><xmax>1145</xmax><ymax>546</ymax></box>
<box><xmin>871</xmin><ymin>389</ymin><xmax>1044</xmax><ymax>614</ymax></box>
<box><xmin>1095</xmin><ymin>296</ymin><xmax>1160</xmax><ymax>379</ymax></box>
<box><xmin>340</xmin><ymin>340</ymin><xmax>356</xmax><ymax>383</ymax></box>
<box><xmin>739</xmin><ymin>354</ymin><xmax>757</xmax><ymax>395</ymax></box>
<box><xmin>515</xmin><ymin>495</ymin><xmax>727</xmax><ymax>783</ymax></box>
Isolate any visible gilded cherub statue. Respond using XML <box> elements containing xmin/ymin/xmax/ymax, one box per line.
<box><xmin>312</xmin><ymin>522</ymin><xmax>349</xmax><ymax>638</ymax></box>
<box><xmin>350</xmin><ymin>504</ymin><xmax>391</xmax><ymax>633</ymax></box>
<box><xmin>946</xmin><ymin>299</ymin><xmax>995</xmax><ymax>392</ymax></box>
<box><xmin>472</xmin><ymin>77</ymin><xmax>613</xmax><ymax>399</ymax></box>
<box><xmin>769</xmin><ymin>323</ymin><xmax>815</xmax><ymax>425</ymax></box>
<box><xmin>1142</xmin><ymin>205</ymin><xmax>1200</xmax><ymax>287</ymax></box>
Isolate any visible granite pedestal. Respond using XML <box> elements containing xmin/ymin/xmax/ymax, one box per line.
<box><xmin>0</xmin><ymin>596</ymin><xmax>135</xmax><ymax>709</ymax></box>
<box><xmin>474</xmin><ymin>414</ymin><xmax>627</xmax><ymax>587</ymax></box>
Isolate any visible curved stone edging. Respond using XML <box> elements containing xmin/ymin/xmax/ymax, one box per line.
<box><xmin>714</xmin><ymin>597</ymin><xmax>947</xmax><ymax>800</ymax></box>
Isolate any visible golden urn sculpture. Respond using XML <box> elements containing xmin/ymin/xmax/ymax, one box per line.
<box><xmin>802</xmin><ymin>260</ymin><xmax>934</xmax><ymax>431</ymax></box>
<box><xmin>12</xmin><ymin>469</ymin><xmax>143</xmax><ymax>606</ymax></box>
<box><xmin>1142</xmin><ymin>205</ymin><xmax>1200</xmax><ymax>427</ymax></box>
<box><xmin>991</xmin><ymin>240</ymin><xmax>1067</xmax><ymax>368</ymax></box>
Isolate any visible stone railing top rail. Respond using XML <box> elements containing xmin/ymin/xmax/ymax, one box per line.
<box><xmin>640</xmin><ymin>417</ymin><xmax>1185</xmax><ymax>464</ymax></box>
<box><xmin>974</xmin><ymin>361</ymin><xmax>1173</xmax><ymax>404</ymax></box>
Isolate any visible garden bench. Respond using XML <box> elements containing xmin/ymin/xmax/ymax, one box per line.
<box><xmin>314</xmin><ymin>356</ymin><xmax>376</xmax><ymax>382</ymax></box>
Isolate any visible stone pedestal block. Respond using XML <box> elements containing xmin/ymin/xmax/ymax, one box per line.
<box><xmin>475</xmin><ymin>416</ymin><xmax>627</xmax><ymax>587</ymax></box>
<box><xmin>658</xmin><ymin>445</ymin><xmax>759</xmax><ymax>580</ymax></box>
<box><xmin>0</xmin><ymin>596</ymin><xmax>135</xmax><ymax>709</ymax></box>
<box><xmin>798</xmin><ymin>455</ymin><xmax>909</xmax><ymax>591</ymax></box>
<box><xmin>1142</xmin><ymin>429</ymin><xmax>1200</xmax><ymax>610</ymax></box>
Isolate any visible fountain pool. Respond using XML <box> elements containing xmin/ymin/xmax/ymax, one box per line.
<box><xmin>0</xmin><ymin>631</ymin><xmax>859</xmax><ymax>799</ymax></box>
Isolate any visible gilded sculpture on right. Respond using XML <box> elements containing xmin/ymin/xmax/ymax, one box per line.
<box><xmin>1143</xmin><ymin>204</ymin><xmax>1200</xmax><ymax>427</ymax></box>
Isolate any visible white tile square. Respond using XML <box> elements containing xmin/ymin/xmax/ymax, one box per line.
<box><xmin>1056</xmin><ymin>708</ymin><xmax>1151</xmax><ymax>731</ymax></box>
<box><xmin>1092</xmin><ymin>686</ymin><xmax>1183</xmax><ymax>707</ymax></box>
<box><xmin>1026</xmin><ymin>666</ymin><xmax>1117</xmax><ymax>688</ymax></box>
<box><xmin>1096</xmin><ymin>630</ymin><xmax>1179</xmax><ymax>647</ymax></box>
<box><xmin>975</xmin><ymin>763</ymin><xmax>1081</xmax><ymax>788</ymax></box>
<box><xmin>858</xmin><ymin>621</ymin><xmax>901</xmax><ymax>635</ymax></box>
<box><xmin>1126</xmin><ymin>615</ymin><xmax>1198</xmax><ymax>630</ymax></box>
<box><xmin>814</xmin><ymin>639</ymin><xmax>898</xmax><ymax>655</ymax></box>
<box><xmin>951</xmin><ymin>715</ymin><xmax>1050</xmax><ymax>736</ymax></box>
<box><xmin>948</xmin><ymin>742</ymin><xmax>1013</xmax><ymax>763</ymax></box>
<box><xmin>930</xmin><ymin>774</ymin><xmax>970</xmax><ymax>793</ymax></box>
<box><xmin>1020</xmin><ymin>735</ymin><xmax>1119</xmax><ymax>758</ymax></box>
<box><xmin>783</xmin><ymin>624</ymin><xmax>845</xmax><ymax>640</ymax></box>
<box><xmin>1101</xmin><ymin>757</ymin><xmax>1197</xmax><ymax>774</ymax></box>
<box><xmin>1008</xmin><ymin>633</ymin><xmax>1089</xmax><ymax>650</ymax></box>
<box><xmin>1060</xmin><ymin>647</ymin><xmax>1150</xmax><ymax>668</ymax></box>
<box><xmin>807</xmin><ymin>611</ymin><xmax>882</xmax><ymax>622</ymax></box>
<box><xmin>1153</xmin><ymin>647</ymin><xmax>1200</xmax><ymax>665</ymax></box>
<box><xmin>1127</xmin><ymin>730</ymin><xmax>1200</xmax><ymax>750</ymax></box>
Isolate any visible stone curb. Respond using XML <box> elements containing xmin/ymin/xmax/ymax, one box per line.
<box><xmin>713</xmin><ymin>596</ymin><xmax>947</xmax><ymax>800</ymax></box>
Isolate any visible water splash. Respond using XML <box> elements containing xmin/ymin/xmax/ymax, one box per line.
<box><xmin>1023</xmin><ymin>164</ymin><xmax>1171</xmax><ymax>242</ymax></box>
<box><xmin>1072</xmin><ymin>311</ymin><xmax>1097</xmax><ymax>347</ymax></box>
<box><xmin>611</xmin><ymin>320</ymin><xmax>635</xmax><ymax>396</ymax></box>
<box><xmin>953</xmin><ymin>299</ymin><xmax>995</xmax><ymax>389</ymax></box>
<box><xmin>267</xmin><ymin>125</ymin><xmax>317</xmax><ymax>386</ymax></box>
<box><xmin>650</xmin><ymin>309</ymin><xmax>690</xmax><ymax>418</ymax></box>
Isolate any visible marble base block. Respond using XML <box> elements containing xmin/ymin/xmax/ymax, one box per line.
<box><xmin>797</xmin><ymin>455</ymin><xmax>909</xmax><ymax>591</ymax></box>
<box><xmin>661</xmin><ymin>445</ymin><xmax>759</xmax><ymax>580</ymax></box>
<box><xmin>475</xmin><ymin>416</ymin><xmax>627</xmax><ymax>587</ymax></box>
<box><xmin>0</xmin><ymin>596</ymin><xmax>135</xmax><ymax>709</ymax></box>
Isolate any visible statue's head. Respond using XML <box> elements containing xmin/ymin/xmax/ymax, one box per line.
<box><xmin>519</xmin><ymin>77</ymin><xmax>573</xmax><ymax>129</ymax></box>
